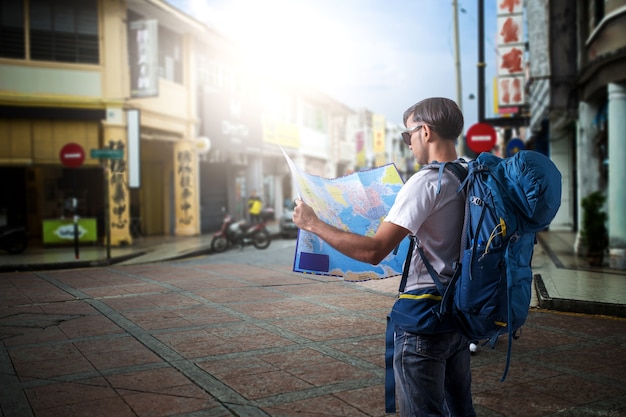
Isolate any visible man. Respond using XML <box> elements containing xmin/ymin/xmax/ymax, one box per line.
<box><xmin>293</xmin><ymin>97</ymin><xmax>475</xmax><ymax>416</ymax></box>
<box><xmin>247</xmin><ymin>190</ymin><xmax>263</xmax><ymax>224</ymax></box>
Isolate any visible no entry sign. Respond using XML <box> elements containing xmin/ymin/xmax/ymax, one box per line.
<box><xmin>466</xmin><ymin>123</ymin><xmax>497</xmax><ymax>153</ymax></box>
<box><xmin>59</xmin><ymin>143</ymin><xmax>85</xmax><ymax>168</ymax></box>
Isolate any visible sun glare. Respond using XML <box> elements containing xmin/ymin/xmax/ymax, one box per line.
<box><xmin>207</xmin><ymin>0</ymin><xmax>356</xmax><ymax>91</ymax></box>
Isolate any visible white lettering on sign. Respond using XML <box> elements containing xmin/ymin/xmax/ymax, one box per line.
<box><xmin>222</xmin><ymin>120</ymin><xmax>249</xmax><ymax>137</ymax></box>
<box><xmin>64</xmin><ymin>153</ymin><xmax>83</xmax><ymax>158</ymax></box>
<box><xmin>53</xmin><ymin>225</ymin><xmax>87</xmax><ymax>240</ymax></box>
<box><xmin>473</xmin><ymin>135</ymin><xmax>493</xmax><ymax>142</ymax></box>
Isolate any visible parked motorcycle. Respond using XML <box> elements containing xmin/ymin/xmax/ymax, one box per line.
<box><xmin>0</xmin><ymin>225</ymin><xmax>28</xmax><ymax>254</ymax></box>
<box><xmin>211</xmin><ymin>210</ymin><xmax>271</xmax><ymax>253</ymax></box>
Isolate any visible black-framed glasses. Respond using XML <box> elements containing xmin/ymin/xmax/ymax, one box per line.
<box><xmin>401</xmin><ymin>125</ymin><xmax>424</xmax><ymax>145</ymax></box>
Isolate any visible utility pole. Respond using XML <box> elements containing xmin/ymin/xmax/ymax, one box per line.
<box><xmin>478</xmin><ymin>0</ymin><xmax>486</xmax><ymax>122</ymax></box>
<box><xmin>453</xmin><ymin>0</ymin><xmax>464</xmax><ymax>156</ymax></box>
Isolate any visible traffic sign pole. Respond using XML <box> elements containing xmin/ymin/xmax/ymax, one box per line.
<box><xmin>59</xmin><ymin>143</ymin><xmax>86</xmax><ymax>260</ymax></box>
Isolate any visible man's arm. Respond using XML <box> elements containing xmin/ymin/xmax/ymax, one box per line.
<box><xmin>292</xmin><ymin>199</ymin><xmax>409</xmax><ymax>265</ymax></box>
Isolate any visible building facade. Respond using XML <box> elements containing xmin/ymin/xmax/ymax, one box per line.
<box><xmin>0</xmin><ymin>0</ymin><xmax>358</xmax><ymax>247</ymax></box>
<box><xmin>526</xmin><ymin>0</ymin><xmax>626</xmax><ymax>268</ymax></box>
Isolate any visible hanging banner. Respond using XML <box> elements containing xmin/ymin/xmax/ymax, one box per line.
<box><xmin>496</xmin><ymin>0</ymin><xmax>526</xmax><ymax>109</ymax></box>
<box><xmin>129</xmin><ymin>19</ymin><xmax>159</xmax><ymax>98</ymax></box>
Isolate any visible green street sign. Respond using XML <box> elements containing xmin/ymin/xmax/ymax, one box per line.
<box><xmin>90</xmin><ymin>149</ymin><xmax>124</xmax><ymax>159</ymax></box>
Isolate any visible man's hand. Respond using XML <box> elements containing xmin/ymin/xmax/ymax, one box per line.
<box><xmin>292</xmin><ymin>199</ymin><xmax>318</xmax><ymax>232</ymax></box>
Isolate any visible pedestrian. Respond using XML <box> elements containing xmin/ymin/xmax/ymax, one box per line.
<box><xmin>247</xmin><ymin>190</ymin><xmax>263</xmax><ymax>224</ymax></box>
<box><xmin>292</xmin><ymin>97</ymin><xmax>475</xmax><ymax>416</ymax></box>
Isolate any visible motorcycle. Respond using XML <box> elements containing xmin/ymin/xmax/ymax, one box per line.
<box><xmin>0</xmin><ymin>225</ymin><xmax>28</xmax><ymax>254</ymax></box>
<box><xmin>211</xmin><ymin>210</ymin><xmax>271</xmax><ymax>253</ymax></box>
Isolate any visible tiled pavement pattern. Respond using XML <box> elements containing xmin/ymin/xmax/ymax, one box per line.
<box><xmin>2</xmin><ymin>260</ymin><xmax>625</xmax><ymax>416</ymax></box>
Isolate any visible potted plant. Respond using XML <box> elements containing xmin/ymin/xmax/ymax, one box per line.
<box><xmin>580</xmin><ymin>191</ymin><xmax>608</xmax><ymax>266</ymax></box>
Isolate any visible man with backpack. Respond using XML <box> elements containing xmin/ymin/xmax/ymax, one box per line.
<box><xmin>293</xmin><ymin>97</ymin><xmax>475</xmax><ymax>416</ymax></box>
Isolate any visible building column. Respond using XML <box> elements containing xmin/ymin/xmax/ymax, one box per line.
<box><xmin>608</xmin><ymin>83</ymin><xmax>626</xmax><ymax>268</ymax></box>
<box><xmin>102</xmin><ymin>124</ymin><xmax>132</xmax><ymax>246</ymax></box>
<box><xmin>574</xmin><ymin>101</ymin><xmax>602</xmax><ymax>254</ymax></box>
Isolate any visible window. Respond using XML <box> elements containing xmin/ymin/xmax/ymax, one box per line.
<box><xmin>29</xmin><ymin>0</ymin><xmax>99</xmax><ymax>64</ymax></box>
<box><xmin>593</xmin><ymin>0</ymin><xmax>604</xmax><ymax>27</ymax></box>
<box><xmin>301</xmin><ymin>102</ymin><xmax>327</xmax><ymax>133</ymax></box>
<box><xmin>158</xmin><ymin>25</ymin><xmax>182</xmax><ymax>83</ymax></box>
<box><xmin>0</xmin><ymin>0</ymin><xmax>25</xmax><ymax>58</ymax></box>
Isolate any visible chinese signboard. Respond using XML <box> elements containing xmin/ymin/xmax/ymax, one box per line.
<box><xmin>496</xmin><ymin>0</ymin><xmax>525</xmax><ymax>110</ymax></box>
<box><xmin>129</xmin><ymin>19</ymin><xmax>158</xmax><ymax>98</ymax></box>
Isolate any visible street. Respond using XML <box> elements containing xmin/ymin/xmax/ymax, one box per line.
<box><xmin>1</xmin><ymin>237</ymin><xmax>626</xmax><ymax>416</ymax></box>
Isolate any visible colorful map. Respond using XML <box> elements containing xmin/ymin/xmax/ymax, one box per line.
<box><xmin>283</xmin><ymin>149</ymin><xmax>410</xmax><ymax>281</ymax></box>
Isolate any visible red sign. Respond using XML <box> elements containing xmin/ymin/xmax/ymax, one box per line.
<box><xmin>466</xmin><ymin>123</ymin><xmax>497</xmax><ymax>153</ymax></box>
<box><xmin>59</xmin><ymin>143</ymin><xmax>85</xmax><ymax>168</ymax></box>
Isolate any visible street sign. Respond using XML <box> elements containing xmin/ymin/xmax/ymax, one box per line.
<box><xmin>90</xmin><ymin>149</ymin><xmax>124</xmax><ymax>159</ymax></box>
<box><xmin>506</xmin><ymin>138</ymin><xmax>525</xmax><ymax>157</ymax></box>
<box><xmin>59</xmin><ymin>143</ymin><xmax>85</xmax><ymax>168</ymax></box>
<box><xmin>466</xmin><ymin>122</ymin><xmax>497</xmax><ymax>153</ymax></box>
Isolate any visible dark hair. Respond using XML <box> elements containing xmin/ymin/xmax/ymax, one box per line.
<box><xmin>403</xmin><ymin>97</ymin><xmax>464</xmax><ymax>140</ymax></box>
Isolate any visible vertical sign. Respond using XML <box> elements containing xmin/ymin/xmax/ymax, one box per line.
<box><xmin>127</xmin><ymin>109</ymin><xmax>141</xmax><ymax>188</ymax></box>
<box><xmin>372</xmin><ymin>114</ymin><xmax>386</xmax><ymax>166</ymax></box>
<box><xmin>496</xmin><ymin>0</ymin><xmax>525</xmax><ymax>111</ymax></box>
<box><xmin>129</xmin><ymin>19</ymin><xmax>158</xmax><ymax>98</ymax></box>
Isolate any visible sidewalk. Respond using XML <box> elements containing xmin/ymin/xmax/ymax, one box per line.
<box><xmin>1</xmin><ymin>229</ymin><xmax>626</xmax><ymax>416</ymax></box>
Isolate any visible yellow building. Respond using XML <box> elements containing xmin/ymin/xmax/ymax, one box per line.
<box><xmin>0</xmin><ymin>0</ymin><xmax>206</xmax><ymax>246</ymax></box>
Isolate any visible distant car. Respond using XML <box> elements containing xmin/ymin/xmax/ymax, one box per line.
<box><xmin>279</xmin><ymin>203</ymin><xmax>298</xmax><ymax>238</ymax></box>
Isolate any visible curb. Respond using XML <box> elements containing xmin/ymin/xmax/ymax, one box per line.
<box><xmin>0</xmin><ymin>252</ymin><xmax>147</xmax><ymax>273</ymax></box>
<box><xmin>534</xmin><ymin>274</ymin><xmax>626</xmax><ymax>318</ymax></box>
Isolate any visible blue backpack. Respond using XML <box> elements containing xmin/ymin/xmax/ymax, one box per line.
<box><xmin>385</xmin><ymin>150</ymin><xmax>562</xmax><ymax>413</ymax></box>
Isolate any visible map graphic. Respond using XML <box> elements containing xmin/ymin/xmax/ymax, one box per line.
<box><xmin>282</xmin><ymin>149</ymin><xmax>410</xmax><ymax>281</ymax></box>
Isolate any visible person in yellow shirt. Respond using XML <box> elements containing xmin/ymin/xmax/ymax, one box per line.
<box><xmin>247</xmin><ymin>190</ymin><xmax>263</xmax><ymax>224</ymax></box>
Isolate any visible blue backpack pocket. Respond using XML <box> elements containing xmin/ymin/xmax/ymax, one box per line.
<box><xmin>455</xmin><ymin>244</ymin><xmax>508</xmax><ymax>341</ymax></box>
<box><xmin>389</xmin><ymin>288</ymin><xmax>455</xmax><ymax>334</ymax></box>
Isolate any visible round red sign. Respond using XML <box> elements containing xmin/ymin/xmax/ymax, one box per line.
<box><xmin>466</xmin><ymin>123</ymin><xmax>497</xmax><ymax>153</ymax></box>
<box><xmin>59</xmin><ymin>143</ymin><xmax>85</xmax><ymax>168</ymax></box>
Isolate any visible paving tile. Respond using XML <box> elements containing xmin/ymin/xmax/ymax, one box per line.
<box><xmin>105</xmin><ymin>367</ymin><xmax>197</xmax><ymax>393</ymax></box>
<box><xmin>74</xmin><ymin>336</ymin><xmax>162</xmax><ymax>369</ymax></box>
<box><xmin>473</xmin><ymin>383</ymin><xmax>576</xmax><ymax>417</ymax></box>
<box><xmin>121</xmin><ymin>391</ymin><xmax>217</xmax><ymax>417</ymax></box>
<box><xmin>274</xmin><ymin>314</ymin><xmax>386</xmax><ymax>341</ymax></box>
<box><xmin>10</xmin><ymin>343</ymin><xmax>95</xmax><ymax>379</ymax></box>
<box><xmin>155</xmin><ymin>324</ymin><xmax>295</xmax><ymax>358</ymax></box>
<box><xmin>25</xmin><ymin>381</ymin><xmax>118</xmax><ymax>411</ymax></box>
<box><xmin>290</xmin><ymin>360</ymin><xmax>374</xmax><ymax>386</ymax></box>
<box><xmin>222</xmin><ymin>369</ymin><xmax>314</xmax><ymax>400</ymax></box>
<box><xmin>329</xmin><ymin>338</ymin><xmax>386</xmax><ymax>368</ymax></box>
<box><xmin>34</xmin><ymin>397</ymin><xmax>136</xmax><ymax>417</ymax></box>
<box><xmin>262</xmin><ymin>394</ymin><xmax>373</xmax><ymax>416</ymax></box>
<box><xmin>522</xmin><ymin>374</ymin><xmax>626</xmax><ymax>405</ymax></box>
<box><xmin>1</xmin><ymin>324</ymin><xmax>68</xmax><ymax>346</ymax></box>
<box><xmin>197</xmin><ymin>356</ymin><xmax>278</xmax><ymax>380</ymax></box>
<box><xmin>315</xmin><ymin>292</ymin><xmax>395</xmax><ymax>311</ymax></box>
<box><xmin>227</xmin><ymin>299</ymin><xmax>334</xmax><ymax>319</ymax></box>
<box><xmin>334</xmin><ymin>385</ymin><xmax>390</xmax><ymax>417</ymax></box>
<box><xmin>194</xmin><ymin>286</ymin><xmax>291</xmax><ymax>303</ymax></box>
<box><xmin>59</xmin><ymin>315</ymin><xmax>125</xmax><ymax>339</ymax></box>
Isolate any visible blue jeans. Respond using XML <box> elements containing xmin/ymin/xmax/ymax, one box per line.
<box><xmin>394</xmin><ymin>328</ymin><xmax>476</xmax><ymax>417</ymax></box>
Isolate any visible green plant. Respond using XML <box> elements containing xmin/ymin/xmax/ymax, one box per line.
<box><xmin>581</xmin><ymin>191</ymin><xmax>608</xmax><ymax>254</ymax></box>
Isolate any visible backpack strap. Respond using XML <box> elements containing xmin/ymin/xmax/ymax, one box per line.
<box><xmin>400</xmin><ymin>161</ymin><xmax>468</xmax><ymax>296</ymax></box>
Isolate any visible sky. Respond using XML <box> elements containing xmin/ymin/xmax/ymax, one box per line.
<box><xmin>169</xmin><ymin>0</ymin><xmax>500</xmax><ymax>131</ymax></box>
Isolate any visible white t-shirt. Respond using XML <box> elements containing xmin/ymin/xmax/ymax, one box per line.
<box><xmin>384</xmin><ymin>167</ymin><xmax>465</xmax><ymax>291</ymax></box>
